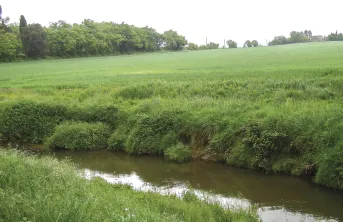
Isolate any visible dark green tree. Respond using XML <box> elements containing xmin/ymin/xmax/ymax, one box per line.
<box><xmin>207</xmin><ymin>42</ymin><xmax>219</xmax><ymax>49</ymax></box>
<box><xmin>244</xmin><ymin>40</ymin><xmax>252</xmax><ymax>47</ymax></box>
<box><xmin>25</xmin><ymin>23</ymin><xmax>48</xmax><ymax>58</ymax></box>
<box><xmin>19</xmin><ymin>15</ymin><xmax>28</xmax><ymax>53</ymax></box>
<box><xmin>226</xmin><ymin>40</ymin><xmax>237</xmax><ymax>48</ymax></box>
<box><xmin>19</xmin><ymin>15</ymin><xmax>27</xmax><ymax>33</ymax></box>
<box><xmin>251</xmin><ymin>40</ymin><xmax>259</xmax><ymax>47</ymax></box>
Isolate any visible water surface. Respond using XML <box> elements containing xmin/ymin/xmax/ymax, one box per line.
<box><xmin>50</xmin><ymin>150</ymin><xmax>343</xmax><ymax>222</ymax></box>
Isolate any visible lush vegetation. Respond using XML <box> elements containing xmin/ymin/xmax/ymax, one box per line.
<box><xmin>328</xmin><ymin>31</ymin><xmax>343</xmax><ymax>41</ymax></box>
<box><xmin>0</xmin><ymin>149</ymin><xmax>258</xmax><ymax>221</ymax></box>
<box><xmin>44</xmin><ymin>122</ymin><xmax>111</xmax><ymax>150</ymax></box>
<box><xmin>0</xmin><ymin>42</ymin><xmax>342</xmax><ymax>190</ymax></box>
<box><xmin>0</xmin><ymin>5</ymin><xmax>190</xmax><ymax>61</ymax></box>
<box><xmin>269</xmin><ymin>30</ymin><xmax>313</xmax><ymax>46</ymax></box>
<box><xmin>165</xmin><ymin>143</ymin><xmax>193</xmax><ymax>163</ymax></box>
<box><xmin>0</xmin><ymin>5</ymin><xmax>224</xmax><ymax>61</ymax></box>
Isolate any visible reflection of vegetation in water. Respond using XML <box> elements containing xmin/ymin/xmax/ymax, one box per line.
<box><xmin>0</xmin><ymin>43</ymin><xmax>342</xmax><ymax>190</ymax></box>
<box><xmin>0</xmin><ymin>149</ymin><xmax>259</xmax><ymax>221</ymax></box>
<box><xmin>51</xmin><ymin>150</ymin><xmax>343</xmax><ymax>221</ymax></box>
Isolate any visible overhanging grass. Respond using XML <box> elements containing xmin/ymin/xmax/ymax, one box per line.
<box><xmin>0</xmin><ymin>149</ymin><xmax>259</xmax><ymax>222</ymax></box>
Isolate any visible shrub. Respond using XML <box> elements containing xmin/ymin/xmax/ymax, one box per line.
<box><xmin>0</xmin><ymin>101</ymin><xmax>67</xmax><ymax>143</ymax></box>
<box><xmin>125</xmin><ymin>111</ymin><xmax>183</xmax><ymax>155</ymax></box>
<box><xmin>44</xmin><ymin>122</ymin><xmax>111</xmax><ymax>150</ymax></box>
<box><xmin>315</xmin><ymin>144</ymin><xmax>343</xmax><ymax>190</ymax></box>
<box><xmin>226</xmin><ymin>123</ymin><xmax>289</xmax><ymax>171</ymax></box>
<box><xmin>164</xmin><ymin>143</ymin><xmax>192</xmax><ymax>163</ymax></box>
<box><xmin>107</xmin><ymin>130</ymin><xmax>127</xmax><ymax>151</ymax></box>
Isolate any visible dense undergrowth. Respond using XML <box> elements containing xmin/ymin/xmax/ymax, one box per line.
<box><xmin>0</xmin><ymin>149</ymin><xmax>258</xmax><ymax>221</ymax></box>
<box><xmin>0</xmin><ymin>43</ymin><xmax>342</xmax><ymax>190</ymax></box>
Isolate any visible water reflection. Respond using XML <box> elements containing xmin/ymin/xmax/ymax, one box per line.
<box><xmin>83</xmin><ymin>169</ymin><xmax>250</xmax><ymax>209</ymax></box>
<box><xmin>50</xmin><ymin>150</ymin><xmax>343</xmax><ymax>222</ymax></box>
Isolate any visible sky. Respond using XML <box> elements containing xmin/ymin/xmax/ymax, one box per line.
<box><xmin>1</xmin><ymin>0</ymin><xmax>342</xmax><ymax>47</ymax></box>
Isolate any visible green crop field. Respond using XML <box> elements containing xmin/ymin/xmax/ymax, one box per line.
<box><xmin>0</xmin><ymin>42</ymin><xmax>342</xmax><ymax>189</ymax></box>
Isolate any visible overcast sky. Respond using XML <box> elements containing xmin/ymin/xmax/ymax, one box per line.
<box><xmin>1</xmin><ymin>0</ymin><xmax>342</xmax><ymax>47</ymax></box>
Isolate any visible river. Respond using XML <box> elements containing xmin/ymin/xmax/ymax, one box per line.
<box><xmin>46</xmin><ymin>150</ymin><xmax>343</xmax><ymax>221</ymax></box>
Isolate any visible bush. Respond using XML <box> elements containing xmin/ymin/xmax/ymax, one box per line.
<box><xmin>226</xmin><ymin>123</ymin><xmax>289</xmax><ymax>171</ymax></box>
<box><xmin>315</xmin><ymin>144</ymin><xmax>343</xmax><ymax>190</ymax></box>
<box><xmin>107</xmin><ymin>130</ymin><xmax>127</xmax><ymax>151</ymax></box>
<box><xmin>44</xmin><ymin>122</ymin><xmax>111</xmax><ymax>150</ymax></box>
<box><xmin>0</xmin><ymin>101</ymin><xmax>67</xmax><ymax>143</ymax></box>
<box><xmin>164</xmin><ymin>143</ymin><xmax>192</xmax><ymax>163</ymax></box>
<box><xmin>125</xmin><ymin>111</ymin><xmax>183</xmax><ymax>155</ymax></box>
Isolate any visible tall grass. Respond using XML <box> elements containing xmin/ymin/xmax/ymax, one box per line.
<box><xmin>0</xmin><ymin>42</ymin><xmax>342</xmax><ymax>189</ymax></box>
<box><xmin>0</xmin><ymin>149</ymin><xmax>259</xmax><ymax>221</ymax></box>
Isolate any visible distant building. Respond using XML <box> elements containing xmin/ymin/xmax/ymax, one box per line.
<box><xmin>310</xmin><ymin>35</ymin><xmax>323</xmax><ymax>42</ymax></box>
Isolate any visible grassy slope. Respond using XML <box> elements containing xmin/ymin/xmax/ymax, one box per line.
<box><xmin>0</xmin><ymin>42</ymin><xmax>342</xmax><ymax>189</ymax></box>
<box><xmin>0</xmin><ymin>149</ymin><xmax>258</xmax><ymax>221</ymax></box>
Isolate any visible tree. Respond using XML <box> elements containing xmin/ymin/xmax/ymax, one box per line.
<box><xmin>1</xmin><ymin>14</ymin><xmax>191</xmax><ymax>60</ymax></box>
<box><xmin>140</xmin><ymin>26</ymin><xmax>163</xmax><ymax>51</ymax></box>
<box><xmin>187</xmin><ymin>42</ymin><xmax>198</xmax><ymax>50</ymax></box>
<box><xmin>0</xmin><ymin>5</ymin><xmax>10</xmax><ymax>32</ymax></box>
<box><xmin>244</xmin><ymin>40</ymin><xmax>252</xmax><ymax>47</ymax></box>
<box><xmin>19</xmin><ymin>15</ymin><xmax>28</xmax><ymax>53</ymax></box>
<box><xmin>328</xmin><ymin>31</ymin><xmax>343</xmax><ymax>41</ymax></box>
<box><xmin>268</xmin><ymin>36</ymin><xmax>288</xmax><ymax>46</ymax></box>
<box><xmin>25</xmin><ymin>23</ymin><xmax>48</xmax><ymax>58</ymax></box>
<box><xmin>226</xmin><ymin>40</ymin><xmax>237</xmax><ymax>48</ymax></box>
<box><xmin>19</xmin><ymin>15</ymin><xmax>27</xmax><ymax>34</ymax></box>
<box><xmin>198</xmin><ymin>45</ymin><xmax>207</xmax><ymax>50</ymax></box>
<box><xmin>251</xmin><ymin>40</ymin><xmax>259</xmax><ymax>47</ymax></box>
<box><xmin>0</xmin><ymin>30</ymin><xmax>21</xmax><ymax>61</ymax></box>
<box><xmin>289</xmin><ymin>31</ymin><xmax>308</xmax><ymax>43</ymax></box>
<box><xmin>163</xmin><ymin>30</ymin><xmax>187</xmax><ymax>51</ymax></box>
<box><xmin>207</xmin><ymin>42</ymin><xmax>219</xmax><ymax>49</ymax></box>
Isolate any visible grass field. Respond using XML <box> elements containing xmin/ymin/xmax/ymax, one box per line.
<box><xmin>0</xmin><ymin>42</ymin><xmax>342</xmax><ymax>189</ymax></box>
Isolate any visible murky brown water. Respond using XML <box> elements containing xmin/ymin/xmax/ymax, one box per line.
<box><xmin>47</xmin><ymin>150</ymin><xmax>343</xmax><ymax>221</ymax></box>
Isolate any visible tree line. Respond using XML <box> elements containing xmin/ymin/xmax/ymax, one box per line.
<box><xmin>0</xmin><ymin>6</ymin><xmax>190</xmax><ymax>61</ymax></box>
<box><xmin>2</xmin><ymin>5</ymin><xmax>342</xmax><ymax>61</ymax></box>
<box><xmin>269</xmin><ymin>30</ymin><xmax>343</xmax><ymax>46</ymax></box>
<box><xmin>327</xmin><ymin>31</ymin><xmax>343</xmax><ymax>41</ymax></box>
<box><xmin>268</xmin><ymin>30</ymin><xmax>312</xmax><ymax>46</ymax></box>
<box><xmin>186</xmin><ymin>42</ymin><xmax>220</xmax><ymax>50</ymax></box>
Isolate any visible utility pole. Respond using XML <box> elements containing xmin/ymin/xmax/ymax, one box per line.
<box><xmin>224</xmin><ymin>39</ymin><xmax>226</xmax><ymax>48</ymax></box>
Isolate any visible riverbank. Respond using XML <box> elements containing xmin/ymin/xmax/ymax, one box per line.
<box><xmin>0</xmin><ymin>149</ymin><xmax>259</xmax><ymax>221</ymax></box>
<box><xmin>0</xmin><ymin>43</ymin><xmax>342</xmax><ymax>191</ymax></box>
